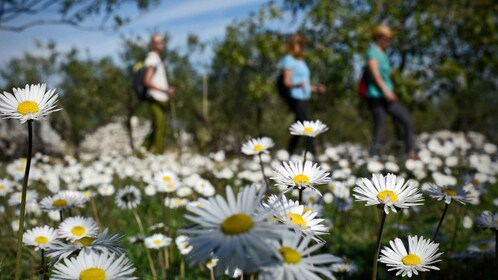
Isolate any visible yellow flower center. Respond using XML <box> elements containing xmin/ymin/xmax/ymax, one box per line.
<box><xmin>17</xmin><ymin>101</ymin><xmax>39</xmax><ymax>115</ymax></box>
<box><xmin>308</xmin><ymin>197</ymin><xmax>316</xmax><ymax>203</ymax></box>
<box><xmin>442</xmin><ymin>188</ymin><xmax>457</xmax><ymax>196</ymax></box>
<box><xmin>74</xmin><ymin>237</ymin><xmax>96</xmax><ymax>247</ymax></box>
<box><xmin>402</xmin><ymin>254</ymin><xmax>421</xmax><ymax>265</ymax></box>
<box><xmin>35</xmin><ymin>236</ymin><xmax>48</xmax><ymax>245</ymax></box>
<box><xmin>52</xmin><ymin>199</ymin><xmax>68</xmax><ymax>207</ymax></box>
<box><xmin>479</xmin><ymin>244</ymin><xmax>491</xmax><ymax>250</ymax></box>
<box><xmin>163</xmin><ymin>176</ymin><xmax>172</xmax><ymax>182</ymax></box>
<box><xmin>154</xmin><ymin>239</ymin><xmax>162</xmax><ymax>245</ymax></box>
<box><xmin>472</xmin><ymin>179</ymin><xmax>479</xmax><ymax>186</ymax></box>
<box><xmin>293</xmin><ymin>174</ymin><xmax>310</xmax><ymax>185</ymax></box>
<box><xmin>253</xmin><ymin>144</ymin><xmax>264</xmax><ymax>152</ymax></box>
<box><xmin>278</xmin><ymin>247</ymin><xmax>302</xmax><ymax>264</ymax></box>
<box><xmin>221</xmin><ymin>213</ymin><xmax>253</xmax><ymax>235</ymax></box>
<box><xmin>167</xmin><ymin>184</ymin><xmax>175</xmax><ymax>189</ymax></box>
<box><xmin>80</xmin><ymin>268</ymin><xmax>106</xmax><ymax>280</ymax></box>
<box><xmin>175</xmin><ymin>198</ymin><xmax>183</xmax><ymax>205</ymax></box>
<box><xmin>0</xmin><ymin>185</ymin><xmax>5</xmax><ymax>190</ymax></box>
<box><xmin>303</xmin><ymin>127</ymin><xmax>314</xmax><ymax>134</ymax></box>
<box><xmin>377</xmin><ymin>190</ymin><xmax>398</xmax><ymax>203</ymax></box>
<box><xmin>71</xmin><ymin>226</ymin><xmax>86</xmax><ymax>236</ymax></box>
<box><xmin>288</xmin><ymin>213</ymin><xmax>307</xmax><ymax>227</ymax></box>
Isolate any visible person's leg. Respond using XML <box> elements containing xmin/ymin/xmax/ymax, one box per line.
<box><xmin>149</xmin><ymin>101</ymin><xmax>166</xmax><ymax>154</ymax></box>
<box><xmin>386</xmin><ymin>101</ymin><xmax>416</xmax><ymax>154</ymax></box>
<box><xmin>288</xmin><ymin>99</ymin><xmax>300</xmax><ymax>155</ymax></box>
<box><xmin>367</xmin><ymin>98</ymin><xmax>387</xmax><ymax>156</ymax></box>
<box><xmin>295</xmin><ymin>100</ymin><xmax>316</xmax><ymax>156</ymax></box>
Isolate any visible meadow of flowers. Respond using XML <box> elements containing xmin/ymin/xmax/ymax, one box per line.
<box><xmin>0</xmin><ymin>84</ymin><xmax>497</xmax><ymax>279</ymax></box>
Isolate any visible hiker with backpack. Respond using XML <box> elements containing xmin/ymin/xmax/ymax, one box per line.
<box><xmin>364</xmin><ymin>24</ymin><xmax>418</xmax><ymax>159</ymax></box>
<box><xmin>278</xmin><ymin>33</ymin><xmax>326</xmax><ymax>158</ymax></box>
<box><xmin>142</xmin><ymin>33</ymin><xmax>175</xmax><ymax>154</ymax></box>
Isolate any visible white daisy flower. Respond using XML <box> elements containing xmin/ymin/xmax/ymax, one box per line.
<box><xmin>475</xmin><ymin>211</ymin><xmax>498</xmax><ymax>231</ymax></box>
<box><xmin>47</xmin><ymin>228</ymin><xmax>125</xmax><ymax>260</ymax></box>
<box><xmin>175</xmin><ymin>235</ymin><xmax>193</xmax><ymax>255</ymax></box>
<box><xmin>259</xmin><ymin>233</ymin><xmax>341</xmax><ymax>280</ymax></box>
<box><xmin>51</xmin><ymin>250</ymin><xmax>137</xmax><ymax>280</ymax></box>
<box><xmin>271</xmin><ymin>161</ymin><xmax>330</xmax><ymax>195</ymax></box>
<box><xmin>165</xmin><ymin>197</ymin><xmax>188</xmax><ymax>208</ymax></box>
<box><xmin>241</xmin><ymin>137</ymin><xmax>274</xmax><ymax>155</ymax></box>
<box><xmin>0</xmin><ymin>83</ymin><xmax>60</xmax><ymax>123</ymax></box>
<box><xmin>39</xmin><ymin>190</ymin><xmax>87</xmax><ymax>212</ymax></box>
<box><xmin>194</xmin><ymin>178</ymin><xmax>216</xmax><ymax>197</ymax></box>
<box><xmin>176</xmin><ymin>186</ymin><xmax>193</xmax><ymax>197</ymax></box>
<box><xmin>467</xmin><ymin>239</ymin><xmax>495</xmax><ymax>256</ymax></box>
<box><xmin>266</xmin><ymin>195</ymin><xmax>329</xmax><ymax>237</ymax></box>
<box><xmin>289</xmin><ymin>120</ymin><xmax>328</xmax><ymax>137</ymax></box>
<box><xmin>379</xmin><ymin>235</ymin><xmax>443</xmax><ymax>278</ymax></box>
<box><xmin>8</xmin><ymin>190</ymin><xmax>38</xmax><ymax>207</ymax></box>
<box><xmin>353</xmin><ymin>173</ymin><xmax>424</xmax><ymax>214</ymax></box>
<box><xmin>425</xmin><ymin>184</ymin><xmax>472</xmax><ymax>205</ymax></box>
<box><xmin>23</xmin><ymin>225</ymin><xmax>57</xmax><ymax>250</ymax></box>
<box><xmin>155</xmin><ymin>170</ymin><xmax>179</xmax><ymax>192</ymax></box>
<box><xmin>115</xmin><ymin>185</ymin><xmax>141</xmax><ymax>209</ymax></box>
<box><xmin>181</xmin><ymin>185</ymin><xmax>288</xmax><ymax>275</ymax></box>
<box><xmin>0</xmin><ymin>178</ymin><xmax>14</xmax><ymax>196</ymax></box>
<box><xmin>206</xmin><ymin>258</ymin><xmax>219</xmax><ymax>269</ymax></box>
<box><xmin>98</xmin><ymin>184</ymin><xmax>115</xmax><ymax>196</ymax></box>
<box><xmin>58</xmin><ymin>216</ymin><xmax>99</xmax><ymax>241</ymax></box>
<box><xmin>330</xmin><ymin>256</ymin><xmax>358</xmax><ymax>275</ymax></box>
<box><xmin>145</xmin><ymin>233</ymin><xmax>172</xmax><ymax>249</ymax></box>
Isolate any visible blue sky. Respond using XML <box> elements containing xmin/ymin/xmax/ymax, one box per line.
<box><xmin>0</xmin><ymin>0</ymin><xmax>298</xmax><ymax>68</ymax></box>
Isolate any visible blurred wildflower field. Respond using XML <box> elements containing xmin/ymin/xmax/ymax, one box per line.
<box><xmin>0</xmin><ymin>127</ymin><xmax>497</xmax><ymax>279</ymax></box>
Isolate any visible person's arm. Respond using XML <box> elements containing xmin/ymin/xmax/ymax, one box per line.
<box><xmin>283</xmin><ymin>69</ymin><xmax>304</xmax><ymax>88</ymax></box>
<box><xmin>367</xmin><ymin>59</ymin><xmax>397</xmax><ymax>102</ymax></box>
<box><xmin>143</xmin><ymin>66</ymin><xmax>174</xmax><ymax>97</ymax></box>
<box><xmin>311</xmin><ymin>84</ymin><xmax>326</xmax><ymax>94</ymax></box>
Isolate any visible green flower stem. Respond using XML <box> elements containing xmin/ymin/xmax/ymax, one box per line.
<box><xmin>210</xmin><ymin>268</ymin><xmax>215</xmax><ymax>280</ymax></box>
<box><xmin>258</xmin><ymin>153</ymin><xmax>269</xmax><ymax>194</ymax></box>
<box><xmin>433</xmin><ymin>203</ymin><xmax>450</xmax><ymax>241</ymax></box>
<box><xmin>495</xmin><ymin>229</ymin><xmax>497</xmax><ymax>265</ymax></box>
<box><xmin>14</xmin><ymin>120</ymin><xmax>33</xmax><ymax>280</ymax></box>
<box><xmin>180</xmin><ymin>257</ymin><xmax>185</xmax><ymax>279</ymax></box>
<box><xmin>372</xmin><ymin>210</ymin><xmax>387</xmax><ymax>280</ymax></box>
<box><xmin>298</xmin><ymin>187</ymin><xmax>303</xmax><ymax>205</ymax></box>
<box><xmin>90</xmin><ymin>196</ymin><xmax>101</xmax><ymax>227</ymax></box>
<box><xmin>40</xmin><ymin>249</ymin><xmax>48</xmax><ymax>280</ymax></box>
<box><xmin>133</xmin><ymin>209</ymin><xmax>157</xmax><ymax>279</ymax></box>
<box><xmin>161</xmin><ymin>192</ymin><xmax>166</xmax><ymax>223</ymax></box>
<box><xmin>303</xmin><ymin>147</ymin><xmax>308</xmax><ymax>163</ymax></box>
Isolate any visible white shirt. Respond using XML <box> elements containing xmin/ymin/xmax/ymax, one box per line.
<box><xmin>144</xmin><ymin>51</ymin><xmax>169</xmax><ymax>102</ymax></box>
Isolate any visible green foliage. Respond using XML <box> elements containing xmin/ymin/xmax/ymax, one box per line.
<box><xmin>57</xmin><ymin>52</ymin><xmax>130</xmax><ymax>146</ymax></box>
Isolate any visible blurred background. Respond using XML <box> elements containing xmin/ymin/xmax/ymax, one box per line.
<box><xmin>0</xmin><ymin>0</ymin><xmax>496</xmax><ymax>158</ymax></box>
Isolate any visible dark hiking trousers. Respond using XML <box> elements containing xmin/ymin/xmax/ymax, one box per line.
<box><xmin>287</xmin><ymin>99</ymin><xmax>316</xmax><ymax>156</ymax></box>
<box><xmin>367</xmin><ymin>98</ymin><xmax>415</xmax><ymax>156</ymax></box>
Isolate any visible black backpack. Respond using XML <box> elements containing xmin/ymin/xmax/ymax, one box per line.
<box><xmin>276</xmin><ymin>71</ymin><xmax>291</xmax><ymax>103</ymax></box>
<box><xmin>132</xmin><ymin>62</ymin><xmax>149</xmax><ymax>101</ymax></box>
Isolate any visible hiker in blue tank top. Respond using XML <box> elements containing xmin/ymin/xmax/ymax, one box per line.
<box><xmin>278</xmin><ymin>34</ymin><xmax>326</xmax><ymax>158</ymax></box>
<box><xmin>365</xmin><ymin>24</ymin><xmax>418</xmax><ymax>159</ymax></box>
